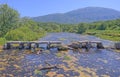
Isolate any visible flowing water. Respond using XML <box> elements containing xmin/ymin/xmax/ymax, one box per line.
<box><xmin>0</xmin><ymin>33</ymin><xmax>120</xmax><ymax>77</ymax></box>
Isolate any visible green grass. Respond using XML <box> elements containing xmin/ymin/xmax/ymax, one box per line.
<box><xmin>85</xmin><ymin>30</ymin><xmax>120</xmax><ymax>41</ymax></box>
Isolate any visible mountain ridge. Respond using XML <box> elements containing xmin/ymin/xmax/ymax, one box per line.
<box><xmin>32</xmin><ymin>7</ymin><xmax>120</xmax><ymax>24</ymax></box>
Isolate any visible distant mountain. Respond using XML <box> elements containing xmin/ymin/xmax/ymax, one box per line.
<box><xmin>32</xmin><ymin>7</ymin><xmax>120</xmax><ymax>24</ymax></box>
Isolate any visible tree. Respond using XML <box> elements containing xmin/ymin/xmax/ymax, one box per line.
<box><xmin>38</xmin><ymin>22</ymin><xmax>61</xmax><ymax>32</ymax></box>
<box><xmin>77</xmin><ymin>23</ymin><xmax>87</xmax><ymax>34</ymax></box>
<box><xmin>96</xmin><ymin>23</ymin><xmax>106</xmax><ymax>30</ymax></box>
<box><xmin>0</xmin><ymin>4</ymin><xmax>20</xmax><ymax>36</ymax></box>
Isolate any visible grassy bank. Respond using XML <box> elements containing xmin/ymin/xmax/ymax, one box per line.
<box><xmin>85</xmin><ymin>30</ymin><xmax>120</xmax><ymax>41</ymax></box>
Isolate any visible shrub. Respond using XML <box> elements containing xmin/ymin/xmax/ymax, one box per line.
<box><xmin>0</xmin><ymin>38</ymin><xmax>6</xmax><ymax>45</ymax></box>
<box><xmin>5</xmin><ymin>26</ymin><xmax>46</xmax><ymax>41</ymax></box>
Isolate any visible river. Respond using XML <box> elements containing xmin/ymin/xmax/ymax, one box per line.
<box><xmin>0</xmin><ymin>32</ymin><xmax>120</xmax><ymax>77</ymax></box>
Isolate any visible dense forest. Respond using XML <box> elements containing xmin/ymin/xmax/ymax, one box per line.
<box><xmin>0</xmin><ymin>4</ymin><xmax>120</xmax><ymax>45</ymax></box>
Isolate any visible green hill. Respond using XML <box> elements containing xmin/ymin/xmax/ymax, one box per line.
<box><xmin>32</xmin><ymin>7</ymin><xmax>120</xmax><ymax>24</ymax></box>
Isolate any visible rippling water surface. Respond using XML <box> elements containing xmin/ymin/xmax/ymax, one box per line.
<box><xmin>0</xmin><ymin>33</ymin><xmax>120</xmax><ymax>77</ymax></box>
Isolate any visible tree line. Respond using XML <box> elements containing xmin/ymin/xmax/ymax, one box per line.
<box><xmin>0</xmin><ymin>4</ymin><xmax>120</xmax><ymax>45</ymax></box>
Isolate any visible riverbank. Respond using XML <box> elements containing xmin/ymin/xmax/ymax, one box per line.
<box><xmin>85</xmin><ymin>30</ymin><xmax>120</xmax><ymax>41</ymax></box>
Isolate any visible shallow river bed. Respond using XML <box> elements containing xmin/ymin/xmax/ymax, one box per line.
<box><xmin>0</xmin><ymin>33</ymin><xmax>120</xmax><ymax>77</ymax></box>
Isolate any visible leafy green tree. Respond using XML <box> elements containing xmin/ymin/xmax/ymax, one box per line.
<box><xmin>96</xmin><ymin>23</ymin><xmax>106</xmax><ymax>30</ymax></box>
<box><xmin>0</xmin><ymin>38</ymin><xmax>6</xmax><ymax>45</ymax></box>
<box><xmin>5</xmin><ymin>18</ymin><xmax>46</xmax><ymax>41</ymax></box>
<box><xmin>0</xmin><ymin>4</ymin><xmax>19</xmax><ymax>36</ymax></box>
<box><xmin>5</xmin><ymin>26</ymin><xmax>39</xmax><ymax>41</ymax></box>
<box><xmin>77</xmin><ymin>23</ymin><xmax>87</xmax><ymax>34</ymax></box>
<box><xmin>38</xmin><ymin>22</ymin><xmax>61</xmax><ymax>32</ymax></box>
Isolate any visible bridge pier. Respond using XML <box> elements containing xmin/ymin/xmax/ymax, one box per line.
<box><xmin>96</xmin><ymin>43</ymin><xmax>104</xmax><ymax>49</ymax></box>
<box><xmin>19</xmin><ymin>43</ymin><xmax>24</xmax><ymax>49</ymax></box>
<box><xmin>47</xmin><ymin>43</ymin><xmax>50</xmax><ymax>49</ymax></box>
<box><xmin>115</xmin><ymin>42</ymin><xmax>120</xmax><ymax>50</ymax></box>
<box><xmin>3</xmin><ymin>41</ymin><xmax>106</xmax><ymax>50</ymax></box>
<box><xmin>5</xmin><ymin>43</ymin><xmax>11</xmax><ymax>49</ymax></box>
<box><xmin>36</xmin><ymin>43</ymin><xmax>39</xmax><ymax>48</ymax></box>
<box><xmin>26</xmin><ymin>43</ymin><xmax>31</xmax><ymax>49</ymax></box>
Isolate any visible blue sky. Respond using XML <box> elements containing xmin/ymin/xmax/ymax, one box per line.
<box><xmin>0</xmin><ymin>0</ymin><xmax>120</xmax><ymax>17</ymax></box>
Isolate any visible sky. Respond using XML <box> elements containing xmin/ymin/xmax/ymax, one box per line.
<box><xmin>0</xmin><ymin>0</ymin><xmax>120</xmax><ymax>17</ymax></box>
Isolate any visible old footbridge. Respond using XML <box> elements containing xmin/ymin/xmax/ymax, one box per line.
<box><xmin>3</xmin><ymin>41</ymin><xmax>120</xmax><ymax>50</ymax></box>
<box><xmin>3</xmin><ymin>41</ymin><xmax>104</xmax><ymax>49</ymax></box>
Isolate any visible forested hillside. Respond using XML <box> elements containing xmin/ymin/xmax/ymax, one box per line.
<box><xmin>32</xmin><ymin>7</ymin><xmax>120</xmax><ymax>24</ymax></box>
<box><xmin>0</xmin><ymin>4</ymin><xmax>120</xmax><ymax>45</ymax></box>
